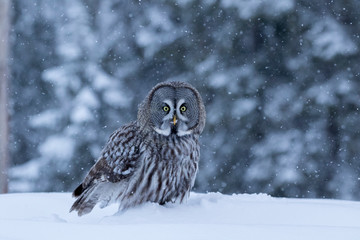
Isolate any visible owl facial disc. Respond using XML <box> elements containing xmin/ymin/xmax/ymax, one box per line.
<box><xmin>153</xmin><ymin>98</ymin><xmax>193</xmax><ymax>137</ymax></box>
<box><xmin>174</xmin><ymin>98</ymin><xmax>192</xmax><ymax>136</ymax></box>
<box><xmin>153</xmin><ymin>99</ymin><xmax>173</xmax><ymax>136</ymax></box>
<box><xmin>145</xmin><ymin>83</ymin><xmax>204</xmax><ymax>137</ymax></box>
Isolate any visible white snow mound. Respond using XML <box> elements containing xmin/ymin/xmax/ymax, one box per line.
<box><xmin>0</xmin><ymin>192</ymin><xmax>359</xmax><ymax>240</ymax></box>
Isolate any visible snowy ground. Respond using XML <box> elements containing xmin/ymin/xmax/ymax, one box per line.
<box><xmin>0</xmin><ymin>192</ymin><xmax>359</xmax><ymax>240</ymax></box>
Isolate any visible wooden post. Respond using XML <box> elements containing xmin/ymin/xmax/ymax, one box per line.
<box><xmin>0</xmin><ymin>0</ymin><xmax>10</xmax><ymax>193</ymax></box>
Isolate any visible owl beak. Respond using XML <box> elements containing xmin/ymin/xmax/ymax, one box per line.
<box><xmin>173</xmin><ymin>115</ymin><xmax>177</xmax><ymax>126</ymax></box>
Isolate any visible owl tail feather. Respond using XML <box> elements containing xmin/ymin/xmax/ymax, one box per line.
<box><xmin>73</xmin><ymin>183</ymin><xmax>85</xmax><ymax>197</ymax></box>
<box><xmin>70</xmin><ymin>183</ymin><xmax>99</xmax><ymax>216</ymax></box>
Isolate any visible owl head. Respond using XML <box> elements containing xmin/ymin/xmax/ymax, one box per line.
<box><xmin>138</xmin><ymin>81</ymin><xmax>206</xmax><ymax>137</ymax></box>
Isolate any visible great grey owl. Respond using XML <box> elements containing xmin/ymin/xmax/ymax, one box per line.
<box><xmin>70</xmin><ymin>81</ymin><xmax>206</xmax><ymax>216</ymax></box>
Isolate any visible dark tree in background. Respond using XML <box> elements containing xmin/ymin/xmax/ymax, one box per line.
<box><xmin>8</xmin><ymin>0</ymin><xmax>360</xmax><ymax>200</ymax></box>
<box><xmin>0</xmin><ymin>0</ymin><xmax>11</xmax><ymax>193</ymax></box>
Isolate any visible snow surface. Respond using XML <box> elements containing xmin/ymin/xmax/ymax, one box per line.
<box><xmin>0</xmin><ymin>192</ymin><xmax>359</xmax><ymax>240</ymax></box>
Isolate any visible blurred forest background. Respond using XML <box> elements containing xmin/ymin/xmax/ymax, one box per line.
<box><xmin>1</xmin><ymin>0</ymin><xmax>360</xmax><ymax>200</ymax></box>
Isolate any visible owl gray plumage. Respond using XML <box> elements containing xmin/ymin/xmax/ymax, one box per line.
<box><xmin>70</xmin><ymin>81</ymin><xmax>206</xmax><ymax>216</ymax></box>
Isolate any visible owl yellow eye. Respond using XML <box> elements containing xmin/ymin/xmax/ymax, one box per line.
<box><xmin>163</xmin><ymin>106</ymin><xmax>170</xmax><ymax>112</ymax></box>
<box><xmin>180</xmin><ymin>105</ymin><xmax>187</xmax><ymax>112</ymax></box>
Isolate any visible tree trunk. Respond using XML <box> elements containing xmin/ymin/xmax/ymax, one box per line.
<box><xmin>0</xmin><ymin>0</ymin><xmax>10</xmax><ymax>194</ymax></box>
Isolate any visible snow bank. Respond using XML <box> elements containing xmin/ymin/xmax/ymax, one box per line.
<box><xmin>0</xmin><ymin>192</ymin><xmax>359</xmax><ymax>240</ymax></box>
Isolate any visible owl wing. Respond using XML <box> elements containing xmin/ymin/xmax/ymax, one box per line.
<box><xmin>70</xmin><ymin>122</ymin><xmax>142</xmax><ymax>216</ymax></box>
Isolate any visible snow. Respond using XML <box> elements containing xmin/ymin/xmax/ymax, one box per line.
<box><xmin>231</xmin><ymin>98</ymin><xmax>257</xmax><ymax>119</ymax></box>
<box><xmin>306</xmin><ymin>18</ymin><xmax>358</xmax><ymax>60</ymax></box>
<box><xmin>29</xmin><ymin>109</ymin><xmax>61</xmax><ymax>129</ymax></box>
<box><xmin>0</xmin><ymin>192</ymin><xmax>359</xmax><ymax>240</ymax></box>
<box><xmin>195</xmin><ymin>55</ymin><xmax>217</xmax><ymax>75</ymax></box>
<box><xmin>248</xmin><ymin>130</ymin><xmax>303</xmax><ymax>184</ymax></box>
<box><xmin>39</xmin><ymin>135</ymin><xmax>75</xmax><ymax>161</ymax></box>
<box><xmin>103</xmin><ymin>88</ymin><xmax>131</xmax><ymax>108</ymax></box>
<box><xmin>70</xmin><ymin>105</ymin><xmax>94</xmax><ymax>123</ymax></box>
<box><xmin>74</xmin><ymin>87</ymin><xmax>100</xmax><ymax>109</ymax></box>
<box><xmin>42</xmin><ymin>66</ymin><xmax>81</xmax><ymax>91</ymax></box>
<box><xmin>264</xmin><ymin>84</ymin><xmax>303</xmax><ymax>122</ymax></box>
<box><xmin>71</xmin><ymin>87</ymin><xmax>99</xmax><ymax>124</ymax></box>
<box><xmin>8</xmin><ymin>160</ymin><xmax>42</xmax><ymax>192</ymax></box>
<box><xmin>221</xmin><ymin>0</ymin><xmax>294</xmax><ymax>19</ymax></box>
<box><xmin>135</xmin><ymin>6</ymin><xmax>180</xmax><ymax>59</ymax></box>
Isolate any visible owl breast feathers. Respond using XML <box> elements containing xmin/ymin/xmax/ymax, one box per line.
<box><xmin>70</xmin><ymin>81</ymin><xmax>206</xmax><ymax>216</ymax></box>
